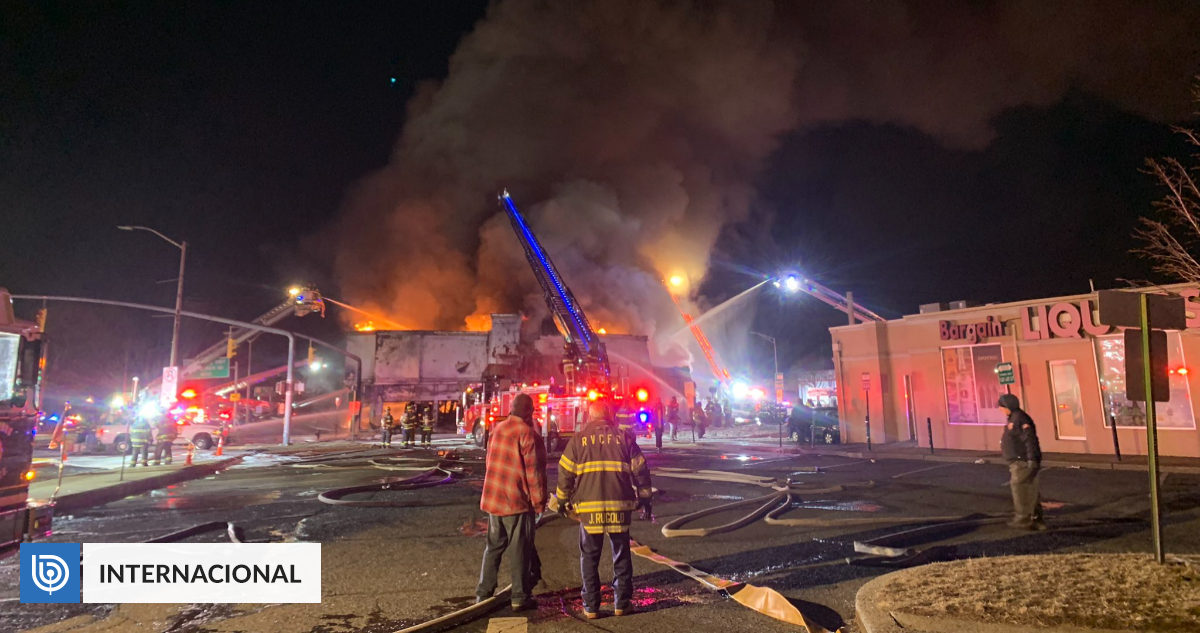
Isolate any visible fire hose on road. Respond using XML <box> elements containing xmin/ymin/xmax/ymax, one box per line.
<box><xmin>652</xmin><ymin>468</ymin><xmax>963</xmax><ymax>537</ymax></box>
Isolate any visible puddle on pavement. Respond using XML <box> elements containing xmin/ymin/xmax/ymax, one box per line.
<box><xmin>726</xmin><ymin>555</ymin><xmax>827</xmax><ymax>581</ymax></box>
<box><xmin>533</xmin><ymin>584</ymin><xmax>713</xmax><ymax>621</ymax></box>
<box><xmin>793</xmin><ymin>499</ymin><xmax>884</xmax><ymax>512</ymax></box>
<box><xmin>703</xmin><ymin>494</ymin><xmax>745</xmax><ymax>500</ymax></box>
<box><xmin>149</xmin><ymin>487</ymin><xmax>281</xmax><ymax>510</ymax></box>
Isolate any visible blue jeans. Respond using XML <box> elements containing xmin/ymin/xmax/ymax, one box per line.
<box><xmin>579</xmin><ymin>525</ymin><xmax>632</xmax><ymax>612</ymax></box>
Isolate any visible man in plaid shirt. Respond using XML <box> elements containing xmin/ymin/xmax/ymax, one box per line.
<box><xmin>475</xmin><ymin>393</ymin><xmax>547</xmax><ymax>611</ymax></box>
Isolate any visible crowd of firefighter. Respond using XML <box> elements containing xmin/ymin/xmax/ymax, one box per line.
<box><xmin>378</xmin><ymin>401</ymin><xmax>437</xmax><ymax>448</ymax></box>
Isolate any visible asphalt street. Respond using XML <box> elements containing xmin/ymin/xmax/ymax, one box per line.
<box><xmin>4</xmin><ymin>435</ymin><xmax>1199</xmax><ymax>633</ymax></box>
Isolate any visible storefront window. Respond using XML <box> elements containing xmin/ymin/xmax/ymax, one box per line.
<box><xmin>941</xmin><ymin>344</ymin><xmax>1006</xmax><ymax>425</ymax></box>
<box><xmin>1096</xmin><ymin>334</ymin><xmax>1196</xmax><ymax>430</ymax></box>
<box><xmin>1048</xmin><ymin>360</ymin><xmax>1086</xmax><ymax>439</ymax></box>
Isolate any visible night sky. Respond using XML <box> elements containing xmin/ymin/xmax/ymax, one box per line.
<box><xmin>3</xmin><ymin>1</ymin><xmax>1199</xmax><ymax>398</ymax></box>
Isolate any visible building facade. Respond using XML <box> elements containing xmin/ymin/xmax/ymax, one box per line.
<box><xmin>830</xmin><ymin>285</ymin><xmax>1200</xmax><ymax>457</ymax></box>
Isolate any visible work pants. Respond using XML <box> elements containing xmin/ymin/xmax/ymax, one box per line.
<box><xmin>669</xmin><ymin>417</ymin><xmax>679</xmax><ymax>440</ymax></box>
<box><xmin>421</xmin><ymin>428</ymin><xmax>432</xmax><ymax>446</ymax></box>
<box><xmin>579</xmin><ymin>525</ymin><xmax>632</xmax><ymax>612</ymax></box>
<box><xmin>654</xmin><ymin>421</ymin><xmax>663</xmax><ymax>451</ymax></box>
<box><xmin>476</xmin><ymin>512</ymin><xmax>537</xmax><ymax>604</ymax></box>
<box><xmin>153</xmin><ymin>441</ymin><xmax>173</xmax><ymax>464</ymax></box>
<box><xmin>131</xmin><ymin>442</ymin><xmax>150</xmax><ymax>466</ymax></box>
<box><xmin>1008</xmin><ymin>461</ymin><xmax>1043</xmax><ymax>523</ymax></box>
<box><xmin>402</xmin><ymin>427</ymin><xmax>416</xmax><ymax>446</ymax></box>
<box><xmin>381</xmin><ymin>426</ymin><xmax>392</xmax><ymax>446</ymax></box>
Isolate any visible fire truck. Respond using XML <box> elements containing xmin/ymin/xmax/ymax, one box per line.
<box><xmin>0</xmin><ymin>288</ymin><xmax>52</xmax><ymax>551</ymax></box>
<box><xmin>460</xmin><ymin>191</ymin><xmax>650</xmax><ymax>449</ymax></box>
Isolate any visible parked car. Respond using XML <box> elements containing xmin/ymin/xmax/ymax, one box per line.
<box><xmin>94</xmin><ymin>419</ymin><xmax>228</xmax><ymax>452</ymax></box>
<box><xmin>787</xmin><ymin>406</ymin><xmax>841</xmax><ymax>444</ymax></box>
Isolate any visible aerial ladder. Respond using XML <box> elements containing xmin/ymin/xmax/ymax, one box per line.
<box><xmin>143</xmin><ymin>286</ymin><xmax>326</xmax><ymax>398</ymax></box>
<box><xmin>779</xmin><ymin>274</ymin><xmax>885</xmax><ymax>324</ymax></box>
<box><xmin>668</xmin><ymin>292</ymin><xmax>732</xmax><ymax>387</ymax></box>
<box><xmin>498</xmin><ymin>190</ymin><xmax>611</xmax><ymax>394</ymax></box>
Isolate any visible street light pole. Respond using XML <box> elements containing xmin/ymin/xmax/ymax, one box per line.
<box><xmin>117</xmin><ymin>225</ymin><xmax>187</xmax><ymax>368</ymax></box>
<box><xmin>170</xmin><ymin>240</ymin><xmax>187</xmax><ymax>368</ymax></box>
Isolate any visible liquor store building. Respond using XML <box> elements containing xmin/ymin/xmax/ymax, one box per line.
<box><xmin>830</xmin><ymin>283</ymin><xmax>1200</xmax><ymax>457</ymax></box>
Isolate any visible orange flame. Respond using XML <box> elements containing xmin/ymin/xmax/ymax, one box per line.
<box><xmin>464</xmin><ymin>314</ymin><xmax>492</xmax><ymax>331</ymax></box>
<box><xmin>354</xmin><ymin>321</ymin><xmax>377</xmax><ymax>332</ymax></box>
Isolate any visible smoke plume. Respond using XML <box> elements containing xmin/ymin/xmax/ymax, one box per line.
<box><xmin>333</xmin><ymin>0</ymin><xmax>1200</xmax><ymax>364</ymax></box>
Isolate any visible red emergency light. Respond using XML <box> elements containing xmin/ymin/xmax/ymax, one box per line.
<box><xmin>179</xmin><ymin>388</ymin><xmax>198</xmax><ymax>400</ymax></box>
<box><xmin>635</xmin><ymin>388</ymin><xmax>649</xmax><ymax>402</ymax></box>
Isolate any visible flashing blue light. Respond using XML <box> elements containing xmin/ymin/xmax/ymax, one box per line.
<box><xmin>390</xmin><ymin>77</ymin><xmax>397</xmax><ymax>84</ymax></box>
<box><xmin>501</xmin><ymin>195</ymin><xmax>595</xmax><ymax>352</ymax></box>
<box><xmin>638</xmin><ymin>412</ymin><xmax>649</xmax><ymax>423</ymax></box>
<box><xmin>49</xmin><ymin>414</ymin><xmax>59</xmax><ymax>422</ymax></box>
<box><xmin>296</xmin><ymin>295</ymin><xmax>304</xmax><ymax>301</ymax></box>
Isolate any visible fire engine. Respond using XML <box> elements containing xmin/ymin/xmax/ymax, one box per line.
<box><xmin>459</xmin><ymin>192</ymin><xmax>654</xmax><ymax>449</ymax></box>
<box><xmin>0</xmin><ymin>288</ymin><xmax>52</xmax><ymax>551</ymax></box>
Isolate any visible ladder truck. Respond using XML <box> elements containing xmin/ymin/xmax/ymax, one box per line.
<box><xmin>0</xmin><ymin>288</ymin><xmax>52</xmax><ymax>552</ymax></box>
<box><xmin>462</xmin><ymin>191</ymin><xmax>632</xmax><ymax>449</ymax></box>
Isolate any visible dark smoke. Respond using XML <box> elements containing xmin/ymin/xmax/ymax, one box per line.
<box><xmin>333</xmin><ymin>0</ymin><xmax>1200</xmax><ymax>366</ymax></box>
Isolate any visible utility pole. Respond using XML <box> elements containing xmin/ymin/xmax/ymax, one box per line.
<box><xmin>117</xmin><ymin>226</ymin><xmax>187</xmax><ymax>368</ymax></box>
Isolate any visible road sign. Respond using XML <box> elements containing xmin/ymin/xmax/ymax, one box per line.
<box><xmin>229</xmin><ymin>392</ymin><xmax>241</xmax><ymax>402</ymax></box>
<box><xmin>994</xmin><ymin>362</ymin><xmax>1015</xmax><ymax>385</ymax></box>
<box><xmin>1098</xmin><ymin>290</ymin><xmax>1186</xmax><ymax>330</ymax></box>
<box><xmin>1125</xmin><ymin>328</ymin><xmax>1170</xmax><ymax>402</ymax></box>
<box><xmin>191</xmin><ymin>357</ymin><xmax>230</xmax><ymax>380</ymax></box>
<box><xmin>860</xmin><ymin>372</ymin><xmax>871</xmax><ymax>391</ymax></box>
<box><xmin>160</xmin><ymin>366</ymin><xmax>178</xmax><ymax>407</ymax></box>
<box><xmin>775</xmin><ymin>373</ymin><xmax>785</xmax><ymax>403</ymax></box>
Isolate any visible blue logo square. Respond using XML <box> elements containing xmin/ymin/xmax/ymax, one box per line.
<box><xmin>20</xmin><ymin>543</ymin><xmax>81</xmax><ymax>603</ymax></box>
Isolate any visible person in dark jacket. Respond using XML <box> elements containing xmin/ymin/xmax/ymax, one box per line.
<box><xmin>555</xmin><ymin>401</ymin><xmax>653</xmax><ymax>619</ymax></box>
<box><xmin>998</xmin><ymin>394</ymin><xmax>1045</xmax><ymax>530</ymax></box>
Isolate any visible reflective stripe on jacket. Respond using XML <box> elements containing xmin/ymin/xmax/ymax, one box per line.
<box><xmin>556</xmin><ymin>420</ymin><xmax>652</xmax><ymax>534</ymax></box>
<box><xmin>130</xmin><ymin>425</ymin><xmax>152</xmax><ymax>446</ymax></box>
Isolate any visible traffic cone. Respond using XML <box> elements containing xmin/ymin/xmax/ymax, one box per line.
<box><xmin>215</xmin><ymin>435</ymin><xmax>224</xmax><ymax>456</ymax></box>
<box><xmin>186</xmin><ymin>442</ymin><xmax>194</xmax><ymax>466</ymax></box>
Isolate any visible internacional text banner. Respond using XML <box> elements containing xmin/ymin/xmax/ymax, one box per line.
<box><xmin>82</xmin><ymin>543</ymin><xmax>321</xmax><ymax>603</ymax></box>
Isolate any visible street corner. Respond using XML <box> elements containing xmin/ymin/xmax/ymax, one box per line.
<box><xmin>855</xmin><ymin>553</ymin><xmax>1200</xmax><ymax>633</ymax></box>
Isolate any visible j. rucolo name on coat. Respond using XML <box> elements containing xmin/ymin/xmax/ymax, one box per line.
<box><xmin>939</xmin><ymin>317</ymin><xmax>1006</xmax><ymax>343</ymax></box>
<box><xmin>99</xmin><ymin>563</ymin><xmax>302</xmax><ymax>584</ymax></box>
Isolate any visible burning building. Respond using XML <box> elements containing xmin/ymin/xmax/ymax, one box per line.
<box><xmin>347</xmin><ymin>314</ymin><xmax>681</xmax><ymax>427</ymax></box>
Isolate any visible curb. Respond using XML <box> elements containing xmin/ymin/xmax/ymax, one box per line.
<box><xmin>796</xmin><ymin>448</ymin><xmax>1200</xmax><ymax>475</ymax></box>
<box><xmin>50</xmin><ymin>457</ymin><xmax>243</xmax><ymax>514</ymax></box>
<box><xmin>855</xmin><ymin>569</ymin><xmax>1138</xmax><ymax>633</ymax></box>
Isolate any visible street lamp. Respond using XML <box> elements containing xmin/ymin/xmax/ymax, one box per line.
<box><xmin>118</xmin><ymin>226</ymin><xmax>187</xmax><ymax>369</ymax></box>
<box><xmin>750</xmin><ymin>331</ymin><xmax>781</xmax><ymax>448</ymax></box>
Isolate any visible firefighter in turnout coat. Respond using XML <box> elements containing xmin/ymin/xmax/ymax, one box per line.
<box><xmin>380</xmin><ymin>407</ymin><xmax>395</xmax><ymax>448</ymax></box>
<box><xmin>555</xmin><ymin>401</ymin><xmax>653</xmax><ymax>619</ymax></box>
<box><xmin>401</xmin><ymin>402</ymin><xmax>419</xmax><ymax>448</ymax></box>
<box><xmin>420</xmin><ymin>403</ymin><xmax>434</xmax><ymax>447</ymax></box>
<box><xmin>129</xmin><ymin>418</ymin><xmax>152</xmax><ymax>467</ymax></box>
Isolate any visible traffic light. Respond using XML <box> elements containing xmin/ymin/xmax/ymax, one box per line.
<box><xmin>226</xmin><ymin>336</ymin><xmax>237</xmax><ymax>359</ymax></box>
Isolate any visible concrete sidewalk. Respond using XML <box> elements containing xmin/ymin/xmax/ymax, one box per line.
<box><xmin>29</xmin><ymin>453</ymin><xmax>244</xmax><ymax>513</ymax></box>
<box><xmin>701</xmin><ymin>430</ymin><xmax>1200</xmax><ymax>474</ymax></box>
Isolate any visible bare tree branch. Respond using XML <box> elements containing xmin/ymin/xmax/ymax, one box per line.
<box><xmin>1133</xmin><ymin>79</ymin><xmax>1200</xmax><ymax>284</ymax></box>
